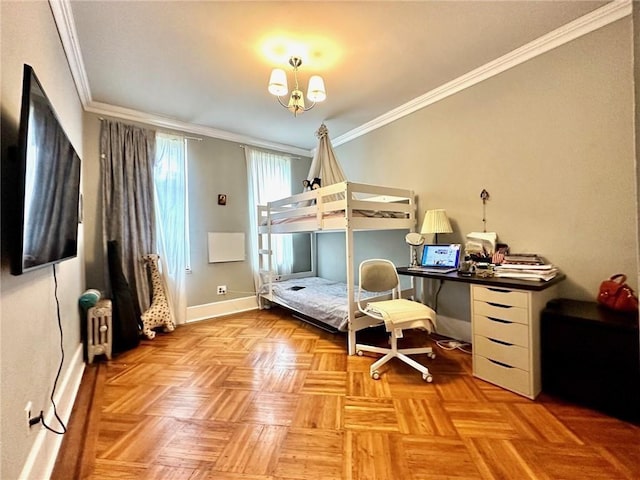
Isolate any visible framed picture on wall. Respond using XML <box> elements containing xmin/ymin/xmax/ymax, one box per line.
<box><xmin>218</xmin><ymin>194</ymin><xmax>227</xmax><ymax>206</ymax></box>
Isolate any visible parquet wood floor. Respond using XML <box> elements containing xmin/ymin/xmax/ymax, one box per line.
<box><xmin>52</xmin><ymin>308</ymin><xmax>640</xmax><ymax>479</ymax></box>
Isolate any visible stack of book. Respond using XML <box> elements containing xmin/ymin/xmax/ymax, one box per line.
<box><xmin>493</xmin><ymin>254</ymin><xmax>559</xmax><ymax>281</ymax></box>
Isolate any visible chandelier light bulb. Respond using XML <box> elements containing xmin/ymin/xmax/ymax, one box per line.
<box><xmin>288</xmin><ymin>89</ymin><xmax>306</xmax><ymax>115</ymax></box>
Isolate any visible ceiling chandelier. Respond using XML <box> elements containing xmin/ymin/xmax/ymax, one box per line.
<box><xmin>268</xmin><ymin>56</ymin><xmax>326</xmax><ymax>116</ymax></box>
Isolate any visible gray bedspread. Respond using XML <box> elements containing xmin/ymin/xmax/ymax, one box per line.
<box><xmin>265</xmin><ymin>277</ymin><xmax>381</xmax><ymax>332</ymax></box>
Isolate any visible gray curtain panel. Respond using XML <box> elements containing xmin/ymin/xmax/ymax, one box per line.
<box><xmin>100</xmin><ymin>119</ymin><xmax>156</xmax><ymax>313</ymax></box>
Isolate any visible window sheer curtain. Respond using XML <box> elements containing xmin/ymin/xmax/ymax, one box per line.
<box><xmin>100</xmin><ymin>119</ymin><xmax>156</xmax><ymax>312</ymax></box>
<box><xmin>153</xmin><ymin>133</ymin><xmax>188</xmax><ymax>326</ymax></box>
<box><xmin>245</xmin><ymin>147</ymin><xmax>293</xmax><ymax>292</ymax></box>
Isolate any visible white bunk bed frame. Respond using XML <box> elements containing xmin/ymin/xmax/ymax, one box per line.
<box><xmin>257</xmin><ymin>181</ymin><xmax>417</xmax><ymax>354</ymax></box>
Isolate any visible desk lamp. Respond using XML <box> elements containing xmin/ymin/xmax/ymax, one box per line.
<box><xmin>421</xmin><ymin>209</ymin><xmax>453</xmax><ymax>243</ymax></box>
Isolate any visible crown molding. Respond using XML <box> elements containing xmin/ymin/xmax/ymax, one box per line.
<box><xmin>86</xmin><ymin>101</ymin><xmax>312</xmax><ymax>157</ymax></box>
<box><xmin>332</xmin><ymin>0</ymin><xmax>632</xmax><ymax>147</ymax></box>
<box><xmin>51</xmin><ymin>0</ymin><xmax>311</xmax><ymax>156</ymax></box>
<box><xmin>49</xmin><ymin>0</ymin><xmax>92</xmax><ymax>106</ymax></box>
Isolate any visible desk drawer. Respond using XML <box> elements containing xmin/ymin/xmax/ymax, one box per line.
<box><xmin>474</xmin><ymin>355</ymin><xmax>530</xmax><ymax>397</ymax></box>
<box><xmin>473</xmin><ymin>335</ymin><xmax>529</xmax><ymax>371</ymax></box>
<box><xmin>474</xmin><ymin>314</ymin><xmax>529</xmax><ymax>348</ymax></box>
<box><xmin>474</xmin><ymin>300</ymin><xmax>528</xmax><ymax>325</ymax></box>
<box><xmin>472</xmin><ymin>286</ymin><xmax>528</xmax><ymax>309</ymax></box>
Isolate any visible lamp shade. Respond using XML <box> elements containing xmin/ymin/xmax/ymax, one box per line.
<box><xmin>421</xmin><ymin>209</ymin><xmax>453</xmax><ymax>235</ymax></box>
<box><xmin>268</xmin><ymin>68</ymin><xmax>288</xmax><ymax>96</ymax></box>
<box><xmin>306</xmin><ymin>75</ymin><xmax>326</xmax><ymax>102</ymax></box>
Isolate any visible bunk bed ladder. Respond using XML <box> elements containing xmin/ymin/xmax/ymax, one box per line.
<box><xmin>257</xmin><ymin>205</ymin><xmax>274</xmax><ymax>306</ymax></box>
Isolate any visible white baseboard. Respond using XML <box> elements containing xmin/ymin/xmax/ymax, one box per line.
<box><xmin>434</xmin><ymin>315</ymin><xmax>472</xmax><ymax>344</ymax></box>
<box><xmin>186</xmin><ymin>295</ymin><xmax>258</xmax><ymax>323</ymax></box>
<box><xmin>19</xmin><ymin>343</ymin><xmax>85</xmax><ymax>480</ymax></box>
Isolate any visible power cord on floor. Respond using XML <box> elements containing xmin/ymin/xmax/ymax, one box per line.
<box><xmin>433</xmin><ymin>338</ymin><xmax>472</xmax><ymax>355</ymax></box>
<box><xmin>37</xmin><ymin>264</ymin><xmax>67</xmax><ymax>435</ymax></box>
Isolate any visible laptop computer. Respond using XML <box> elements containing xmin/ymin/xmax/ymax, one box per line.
<box><xmin>408</xmin><ymin>244</ymin><xmax>461</xmax><ymax>273</ymax></box>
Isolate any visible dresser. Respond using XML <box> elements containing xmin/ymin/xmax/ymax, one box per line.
<box><xmin>541</xmin><ymin>299</ymin><xmax>639</xmax><ymax>423</ymax></box>
<box><xmin>471</xmin><ymin>284</ymin><xmax>560</xmax><ymax>399</ymax></box>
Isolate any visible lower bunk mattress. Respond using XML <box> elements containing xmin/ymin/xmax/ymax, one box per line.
<box><xmin>261</xmin><ymin>276</ymin><xmax>380</xmax><ymax>332</ymax></box>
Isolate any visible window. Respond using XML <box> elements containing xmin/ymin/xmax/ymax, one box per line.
<box><xmin>153</xmin><ymin>132</ymin><xmax>189</xmax><ymax>324</ymax></box>
<box><xmin>245</xmin><ymin>147</ymin><xmax>293</xmax><ymax>288</ymax></box>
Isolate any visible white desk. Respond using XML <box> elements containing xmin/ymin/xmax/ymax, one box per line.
<box><xmin>397</xmin><ymin>268</ymin><xmax>565</xmax><ymax>399</ymax></box>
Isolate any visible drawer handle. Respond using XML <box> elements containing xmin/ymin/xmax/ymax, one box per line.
<box><xmin>486</xmin><ymin>316</ymin><xmax>512</xmax><ymax>325</ymax></box>
<box><xmin>488</xmin><ymin>359</ymin><xmax>513</xmax><ymax>369</ymax></box>
<box><xmin>487</xmin><ymin>302</ymin><xmax>512</xmax><ymax>309</ymax></box>
<box><xmin>488</xmin><ymin>287</ymin><xmax>511</xmax><ymax>293</ymax></box>
<box><xmin>488</xmin><ymin>337</ymin><xmax>513</xmax><ymax>346</ymax></box>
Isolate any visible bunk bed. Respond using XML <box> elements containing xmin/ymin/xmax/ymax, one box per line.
<box><xmin>257</xmin><ymin>181</ymin><xmax>417</xmax><ymax>355</ymax></box>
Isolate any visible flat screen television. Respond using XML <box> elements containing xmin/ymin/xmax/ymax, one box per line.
<box><xmin>10</xmin><ymin>64</ymin><xmax>81</xmax><ymax>275</ymax></box>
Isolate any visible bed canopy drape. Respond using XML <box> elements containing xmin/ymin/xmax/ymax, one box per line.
<box><xmin>306</xmin><ymin>123</ymin><xmax>346</xmax><ymax>186</ymax></box>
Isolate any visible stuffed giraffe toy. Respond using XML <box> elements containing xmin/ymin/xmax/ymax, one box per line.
<box><xmin>141</xmin><ymin>254</ymin><xmax>175</xmax><ymax>339</ymax></box>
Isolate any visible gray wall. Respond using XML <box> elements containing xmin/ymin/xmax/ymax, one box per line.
<box><xmin>634</xmin><ymin>0</ymin><xmax>640</xmax><ymax>305</ymax></box>
<box><xmin>330</xmin><ymin>17</ymin><xmax>638</xmax><ymax>330</ymax></box>
<box><xmin>186</xmin><ymin>140</ymin><xmax>311</xmax><ymax>305</ymax></box>
<box><xmin>185</xmin><ymin>138</ymin><xmax>254</xmax><ymax>305</ymax></box>
<box><xmin>1</xmin><ymin>2</ymin><xmax>85</xmax><ymax>478</ymax></box>
<box><xmin>83</xmin><ymin>113</ymin><xmax>104</xmax><ymax>290</ymax></box>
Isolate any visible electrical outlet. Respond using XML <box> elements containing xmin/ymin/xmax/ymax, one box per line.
<box><xmin>24</xmin><ymin>401</ymin><xmax>32</xmax><ymax>430</ymax></box>
<box><xmin>217</xmin><ymin>285</ymin><xmax>227</xmax><ymax>295</ymax></box>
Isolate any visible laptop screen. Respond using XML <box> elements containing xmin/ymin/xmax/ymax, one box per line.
<box><xmin>421</xmin><ymin>244</ymin><xmax>461</xmax><ymax>268</ymax></box>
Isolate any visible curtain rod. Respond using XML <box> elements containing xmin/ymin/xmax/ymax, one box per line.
<box><xmin>98</xmin><ymin>117</ymin><xmax>202</xmax><ymax>141</ymax></box>
<box><xmin>239</xmin><ymin>144</ymin><xmax>301</xmax><ymax>159</ymax></box>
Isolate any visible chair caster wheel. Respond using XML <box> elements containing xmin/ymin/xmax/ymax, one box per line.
<box><xmin>427</xmin><ymin>352</ymin><xmax>436</xmax><ymax>359</ymax></box>
<box><xmin>371</xmin><ymin>370</ymin><xmax>380</xmax><ymax>380</ymax></box>
<box><xmin>422</xmin><ymin>373</ymin><xmax>433</xmax><ymax>383</ymax></box>
<box><xmin>357</xmin><ymin>350</ymin><xmax>364</xmax><ymax>356</ymax></box>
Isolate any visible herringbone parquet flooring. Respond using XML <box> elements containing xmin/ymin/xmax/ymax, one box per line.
<box><xmin>53</xmin><ymin>308</ymin><xmax>640</xmax><ymax>479</ymax></box>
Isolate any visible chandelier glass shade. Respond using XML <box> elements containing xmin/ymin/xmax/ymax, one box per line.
<box><xmin>268</xmin><ymin>56</ymin><xmax>326</xmax><ymax>116</ymax></box>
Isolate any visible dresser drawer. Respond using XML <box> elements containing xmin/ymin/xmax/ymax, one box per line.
<box><xmin>473</xmin><ymin>300</ymin><xmax>528</xmax><ymax>325</ymax></box>
<box><xmin>474</xmin><ymin>314</ymin><xmax>529</xmax><ymax>348</ymax></box>
<box><xmin>472</xmin><ymin>286</ymin><xmax>528</xmax><ymax>309</ymax></box>
<box><xmin>473</xmin><ymin>335</ymin><xmax>529</xmax><ymax>371</ymax></box>
<box><xmin>474</xmin><ymin>355</ymin><xmax>530</xmax><ymax>397</ymax></box>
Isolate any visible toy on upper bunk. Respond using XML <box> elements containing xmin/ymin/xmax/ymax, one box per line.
<box><xmin>302</xmin><ymin>177</ymin><xmax>321</xmax><ymax>192</ymax></box>
<box><xmin>302</xmin><ymin>178</ymin><xmax>321</xmax><ymax>205</ymax></box>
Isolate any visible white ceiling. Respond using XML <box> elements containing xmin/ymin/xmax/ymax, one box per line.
<box><xmin>65</xmin><ymin>1</ymin><xmax>616</xmax><ymax>153</ymax></box>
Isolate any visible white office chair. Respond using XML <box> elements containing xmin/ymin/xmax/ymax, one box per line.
<box><xmin>356</xmin><ymin>259</ymin><xmax>437</xmax><ymax>382</ymax></box>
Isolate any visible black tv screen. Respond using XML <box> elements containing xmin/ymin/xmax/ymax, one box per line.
<box><xmin>11</xmin><ymin>64</ymin><xmax>81</xmax><ymax>275</ymax></box>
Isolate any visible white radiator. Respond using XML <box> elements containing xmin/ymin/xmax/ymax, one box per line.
<box><xmin>87</xmin><ymin>299</ymin><xmax>113</xmax><ymax>363</ymax></box>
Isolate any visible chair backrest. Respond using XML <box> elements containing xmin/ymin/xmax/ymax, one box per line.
<box><xmin>357</xmin><ymin>259</ymin><xmax>401</xmax><ymax>313</ymax></box>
